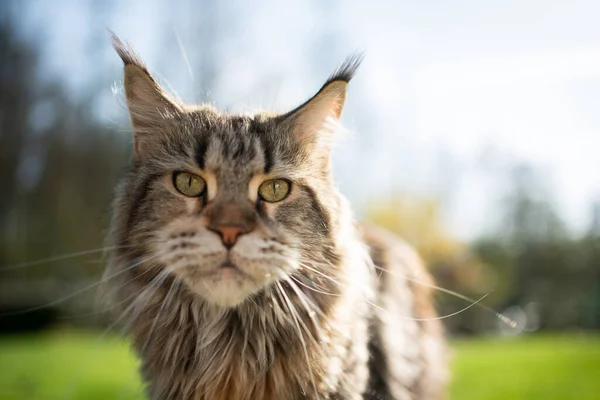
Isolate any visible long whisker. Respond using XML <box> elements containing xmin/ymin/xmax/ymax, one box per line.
<box><xmin>283</xmin><ymin>289</ymin><xmax>321</xmax><ymax>349</ymax></box>
<box><xmin>373</xmin><ymin>265</ymin><xmax>517</xmax><ymax>328</ymax></box>
<box><xmin>284</xmin><ymin>277</ymin><xmax>324</xmax><ymax>340</ymax></box>
<box><xmin>174</xmin><ymin>27</ymin><xmax>194</xmax><ymax>82</ymax></box>
<box><xmin>142</xmin><ymin>277</ymin><xmax>180</xmax><ymax>352</ymax></box>
<box><xmin>296</xmin><ymin>254</ymin><xmax>517</xmax><ymax>328</ymax></box>
<box><xmin>0</xmin><ymin>245</ymin><xmax>135</xmax><ymax>271</ymax></box>
<box><xmin>296</xmin><ymin>261</ymin><xmax>344</xmax><ymax>287</ymax></box>
<box><xmin>289</xmin><ymin>274</ymin><xmax>340</xmax><ymax>297</ymax></box>
<box><xmin>98</xmin><ymin>268</ymin><xmax>171</xmax><ymax>340</ymax></box>
<box><xmin>283</xmin><ymin>274</ymin><xmax>356</xmax><ymax>343</ymax></box>
<box><xmin>367</xmin><ymin>292</ymin><xmax>492</xmax><ymax>322</ymax></box>
<box><xmin>0</xmin><ymin>254</ymin><xmax>160</xmax><ymax>318</ymax></box>
<box><xmin>297</xmin><ymin>261</ymin><xmax>509</xmax><ymax>325</ymax></box>
<box><xmin>284</xmin><ymin>277</ymin><xmax>334</xmax><ymax>322</ymax></box>
<box><xmin>60</xmin><ymin>265</ymin><xmax>160</xmax><ymax>320</ymax></box>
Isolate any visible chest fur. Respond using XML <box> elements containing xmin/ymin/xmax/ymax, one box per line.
<box><xmin>132</xmin><ymin>303</ymin><xmax>344</xmax><ymax>400</ymax></box>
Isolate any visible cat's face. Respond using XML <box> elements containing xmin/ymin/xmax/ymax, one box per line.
<box><xmin>110</xmin><ymin>35</ymin><xmax>361</xmax><ymax>308</ymax></box>
<box><xmin>120</xmin><ymin>110</ymin><xmax>342</xmax><ymax>307</ymax></box>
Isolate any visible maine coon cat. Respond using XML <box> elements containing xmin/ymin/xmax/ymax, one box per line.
<box><xmin>106</xmin><ymin>33</ymin><xmax>447</xmax><ymax>400</ymax></box>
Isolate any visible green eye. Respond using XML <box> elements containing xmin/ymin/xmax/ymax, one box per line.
<box><xmin>173</xmin><ymin>172</ymin><xmax>206</xmax><ymax>197</ymax></box>
<box><xmin>258</xmin><ymin>179</ymin><xmax>291</xmax><ymax>203</ymax></box>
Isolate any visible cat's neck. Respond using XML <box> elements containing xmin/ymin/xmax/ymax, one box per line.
<box><xmin>130</xmin><ymin>286</ymin><xmax>333</xmax><ymax>400</ymax></box>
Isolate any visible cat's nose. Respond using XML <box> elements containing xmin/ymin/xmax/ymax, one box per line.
<box><xmin>208</xmin><ymin>225</ymin><xmax>248</xmax><ymax>249</ymax></box>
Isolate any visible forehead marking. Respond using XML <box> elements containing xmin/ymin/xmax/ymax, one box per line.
<box><xmin>250</xmin><ymin>119</ymin><xmax>274</xmax><ymax>173</ymax></box>
<box><xmin>194</xmin><ymin>134</ymin><xmax>209</xmax><ymax>170</ymax></box>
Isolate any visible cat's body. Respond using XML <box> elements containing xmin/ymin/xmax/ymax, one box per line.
<box><xmin>106</xmin><ymin>34</ymin><xmax>447</xmax><ymax>400</ymax></box>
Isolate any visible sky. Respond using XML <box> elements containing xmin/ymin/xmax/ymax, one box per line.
<box><xmin>15</xmin><ymin>0</ymin><xmax>600</xmax><ymax>239</ymax></box>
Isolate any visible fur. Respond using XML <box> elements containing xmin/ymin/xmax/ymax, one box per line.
<box><xmin>105</xmin><ymin>33</ymin><xmax>447</xmax><ymax>400</ymax></box>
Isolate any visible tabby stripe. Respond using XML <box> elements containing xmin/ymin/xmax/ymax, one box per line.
<box><xmin>260</xmin><ymin>137</ymin><xmax>274</xmax><ymax>173</ymax></box>
<box><xmin>364</xmin><ymin>244</ymin><xmax>391</xmax><ymax>399</ymax></box>
<box><xmin>232</xmin><ymin>138</ymin><xmax>247</xmax><ymax>160</ymax></box>
<box><xmin>301</xmin><ymin>184</ymin><xmax>331</xmax><ymax>237</ymax></box>
<box><xmin>250</xmin><ymin>119</ymin><xmax>273</xmax><ymax>173</ymax></box>
<box><xmin>365</xmin><ymin>324</ymin><xmax>392</xmax><ymax>400</ymax></box>
<box><xmin>126</xmin><ymin>173</ymin><xmax>161</xmax><ymax>236</ymax></box>
<box><xmin>194</xmin><ymin>135</ymin><xmax>209</xmax><ymax>169</ymax></box>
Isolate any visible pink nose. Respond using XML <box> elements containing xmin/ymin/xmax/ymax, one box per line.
<box><xmin>209</xmin><ymin>225</ymin><xmax>247</xmax><ymax>248</ymax></box>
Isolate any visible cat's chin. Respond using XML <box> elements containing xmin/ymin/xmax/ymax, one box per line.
<box><xmin>184</xmin><ymin>268</ymin><xmax>266</xmax><ymax>308</ymax></box>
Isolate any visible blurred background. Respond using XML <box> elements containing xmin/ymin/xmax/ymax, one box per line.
<box><xmin>1</xmin><ymin>0</ymin><xmax>599</xmax><ymax>399</ymax></box>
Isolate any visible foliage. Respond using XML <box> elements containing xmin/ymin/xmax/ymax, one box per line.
<box><xmin>473</xmin><ymin>166</ymin><xmax>600</xmax><ymax>331</ymax></box>
<box><xmin>366</xmin><ymin>171</ymin><xmax>600</xmax><ymax>334</ymax></box>
<box><xmin>0</xmin><ymin>3</ymin><xmax>129</xmax><ymax>319</ymax></box>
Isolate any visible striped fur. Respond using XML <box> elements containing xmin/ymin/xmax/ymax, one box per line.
<box><xmin>105</xmin><ymin>33</ymin><xmax>447</xmax><ymax>399</ymax></box>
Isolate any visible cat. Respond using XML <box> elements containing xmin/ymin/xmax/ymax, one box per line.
<box><xmin>105</xmin><ymin>32</ymin><xmax>447</xmax><ymax>400</ymax></box>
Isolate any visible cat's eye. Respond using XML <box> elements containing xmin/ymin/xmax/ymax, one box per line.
<box><xmin>258</xmin><ymin>179</ymin><xmax>291</xmax><ymax>203</ymax></box>
<box><xmin>173</xmin><ymin>172</ymin><xmax>206</xmax><ymax>197</ymax></box>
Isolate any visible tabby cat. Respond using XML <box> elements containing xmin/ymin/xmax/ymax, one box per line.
<box><xmin>106</xmin><ymin>33</ymin><xmax>447</xmax><ymax>400</ymax></box>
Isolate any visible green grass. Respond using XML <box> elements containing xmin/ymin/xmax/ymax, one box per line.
<box><xmin>0</xmin><ymin>331</ymin><xmax>143</xmax><ymax>400</ymax></box>
<box><xmin>451</xmin><ymin>333</ymin><xmax>600</xmax><ymax>400</ymax></box>
<box><xmin>0</xmin><ymin>331</ymin><xmax>598</xmax><ymax>399</ymax></box>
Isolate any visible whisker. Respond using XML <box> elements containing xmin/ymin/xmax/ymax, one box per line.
<box><xmin>373</xmin><ymin>265</ymin><xmax>517</xmax><ymax>328</ymax></box>
<box><xmin>174</xmin><ymin>27</ymin><xmax>194</xmax><ymax>82</ymax></box>
<box><xmin>141</xmin><ymin>277</ymin><xmax>180</xmax><ymax>352</ymax></box>
<box><xmin>98</xmin><ymin>268</ymin><xmax>171</xmax><ymax>341</ymax></box>
<box><xmin>283</xmin><ymin>294</ymin><xmax>321</xmax><ymax>349</ymax></box>
<box><xmin>0</xmin><ymin>245</ymin><xmax>135</xmax><ymax>271</ymax></box>
<box><xmin>283</xmin><ymin>274</ymin><xmax>357</xmax><ymax>342</ymax></box>
<box><xmin>270</xmin><ymin>80</ymin><xmax>281</xmax><ymax>109</ymax></box>
<box><xmin>0</xmin><ymin>254</ymin><xmax>160</xmax><ymax>318</ymax></box>
<box><xmin>295</xmin><ymin>256</ymin><xmax>517</xmax><ymax>328</ymax></box>
<box><xmin>289</xmin><ymin>274</ymin><xmax>340</xmax><ymax>297</ymax></box>
<box><xmin>367</xmin><ymin>292</ymin><xmax>492</xmax><ymax>322</ymax></box>
<box><xmin>284</xmin><ymin>277</ymin><xmax>324</xmax><ymax>339</ymax></box>
<box><xmin>60</xmin><ymin>265</ymin><xmax>160</xmax><ymax>320</ymax></box>
<box><xmin>296</xmin><ymin>261</ymin><xmax>344</xmax><ymax>288</ymax></box>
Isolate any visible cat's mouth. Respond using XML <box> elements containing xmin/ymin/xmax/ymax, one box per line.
<box><xmin>216</xmin><ymin>261</ymin><xmax>249</xmax><ymax>280</ymax></box>
<box><xmin>155</xmin><ymin>225</ymin><xmax>294</xmax><ymax>307</ymax></box>
<box><xmin>220</xmin><ymin>260</ymin><xmax>237</xmax><ymax>269</ymax></box>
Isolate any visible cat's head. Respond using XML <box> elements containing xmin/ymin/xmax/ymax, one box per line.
<box><xmin>109</xmin><ymin>33</ymin><xmax>362</xmax><ymax>308</ymax></box>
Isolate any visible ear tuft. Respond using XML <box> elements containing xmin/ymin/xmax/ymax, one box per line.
<box><xmin>321</xmin><ymin>51</ymin><xmax>364</xmax><ymax>87</ymax></box>
<box><xmin>280</xmin><ymin>52</ymin><xmax>363</xmax><ymax>153</ymax></box>
<box><xmin>108</xmin><ymin>30</ymin><xmax>147</xmax><ymax>69</ymax></box>
<box><xmin>109</xmin><ymin>30</ymin><xmax>182</xmax><ymax>157</ymax></box>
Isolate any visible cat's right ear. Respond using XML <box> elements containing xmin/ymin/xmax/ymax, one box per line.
<box><xmin>109</xmin><ymin>31</ymin><xmax>182</xmax><ymax>156</ymax></box>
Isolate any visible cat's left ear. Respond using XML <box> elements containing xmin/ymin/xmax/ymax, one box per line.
<box><xmin>109</xmin><ymin>31</ymin><xmax>183</xmax><ymax>157</ymax></box>
<box><xmin>281</xmin><ymin>53</ymin><xmax>363</xmax><ymax>152</ymax></box>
